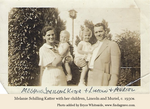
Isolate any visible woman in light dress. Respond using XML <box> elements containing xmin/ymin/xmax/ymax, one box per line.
<box><xmin>39</xmin><ymin>26</ymin><xmax>67</xmax><ymax>86</ymax></box>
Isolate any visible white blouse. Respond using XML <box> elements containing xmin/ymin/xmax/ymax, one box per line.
<box><xmin>39</xmin><ymin>43</ymin><xmax>57</xmax><ymax>67</ymax></box>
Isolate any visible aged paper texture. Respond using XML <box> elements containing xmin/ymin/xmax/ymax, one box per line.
<box><xmin>0</xmin><ymin>0</ymin><xmax>150</xmax><ymax>108</ymax></box>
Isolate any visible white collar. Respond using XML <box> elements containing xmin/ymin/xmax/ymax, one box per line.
<box><xmin>43</xmin><ymin>43</ymin><xmax>54</xmax><ymax>49</ymax></box>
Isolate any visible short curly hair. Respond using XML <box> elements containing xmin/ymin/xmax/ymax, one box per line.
<box><xmin>79</xmin><ymin>27</ymin><xmax>92</xmax><ymax>40</ymax></box>
<box><xmin>41</xmin><ymin>26</ymin><xmax>54</xmax><ymax>36</ymax></box>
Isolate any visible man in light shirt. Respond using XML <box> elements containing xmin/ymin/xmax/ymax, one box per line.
<box><xmin>78</xmin><ymin>23</ymin><xmax>121</xmax><ymax>86</ymax></box>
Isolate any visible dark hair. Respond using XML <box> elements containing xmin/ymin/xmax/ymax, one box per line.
<box><xmin>94</xmin><ymin>23</ymin><xmax>106</xmax><ymax>30</ymax></box>
<box><xmin>41</xmin><ymin>26</ymin><xmax>54</xmax><ymax>36</ymax></box>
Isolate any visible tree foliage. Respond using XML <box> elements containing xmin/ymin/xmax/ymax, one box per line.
<box><xmin>115</xmin><ymin>30</ymin><xmax>140</xmax><ymax>67</ymax></box>
<box><xmin>116</xmin><ymin>30</ymin><xmax>140</xmax><ymax>86</ymax></box>
<box><xmin>8</xmin><ymin>8</ymin><xmax>66</xmax><ymax>86</ymax></box>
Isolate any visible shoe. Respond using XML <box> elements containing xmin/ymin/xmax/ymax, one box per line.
<box><xmin>66</xmin><ymin>74</ymin><xmax>72</xmax><ymax>81</ymax></box>
<box><xmin>67</xmin><ymin>80</ymin><xmax>77</xmax><ymax>85</ymax></box>
<box><xmin>78</xmin><ymin>81</ymin><xmax>86</xmax><ymax>86</ymax></box>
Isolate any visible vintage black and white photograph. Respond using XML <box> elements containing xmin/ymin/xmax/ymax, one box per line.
<box><xmin>7</xmin><ymin>7</ymin><xmax>141</xmax><ymax>87</ymax></box>
<box><xmin>1</xmin><ymin>1</ymin><xmax>150</xmax><ymax>109</ymax></box>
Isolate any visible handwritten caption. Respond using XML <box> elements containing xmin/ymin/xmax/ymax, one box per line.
<box><xmin>20</xmin><ymin>87</ymin><xmax>135</xmax><ymax>94</ymax></box>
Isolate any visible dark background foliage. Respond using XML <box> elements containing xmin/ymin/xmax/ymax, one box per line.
<box><xmin>116</xmin><ymin>30</ymin><xmax>140</xmax><ymax>86</ymax></box>
<box><xmin>8</xmin><ymin>8</ymin><xmax>66</xmax><ymax>86</ymax></box>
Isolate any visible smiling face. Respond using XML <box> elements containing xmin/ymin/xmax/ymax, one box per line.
<box><xmin>94</xmin><ymin>26</ymin><xmax>106</xmax><ymax>41</ymax></box>
<box><xmin>43</xmin><ymin>30</ymin><xmax>55</xmax><ymax>44</ymax></box>
<box><xmin>83</xmin><ymin>31</ymin><xmax>91</xmax><ymax>42</ymax></box>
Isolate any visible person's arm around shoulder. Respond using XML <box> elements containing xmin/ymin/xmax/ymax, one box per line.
<box><xmin>109</xmin><ymin>41</ymin><xmax>121</xmax><ymax>86</ymax></box>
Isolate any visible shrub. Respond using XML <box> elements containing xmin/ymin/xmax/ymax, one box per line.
<box><xmin>116</xmin><ymin>30</ymin><xmax>140</xmax><ymax>86</ymax></box>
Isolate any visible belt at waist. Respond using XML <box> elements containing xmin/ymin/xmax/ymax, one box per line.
<box><xmin>46</xmin><ymin>65</ymin><xmax>62</xmax><ymax>69</ymax></box>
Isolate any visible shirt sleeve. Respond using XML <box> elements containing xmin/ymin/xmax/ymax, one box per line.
<box><xmin>38</xmin><ymin>47</ymin><xmax>56</xmax><ymax>67</ymax></box>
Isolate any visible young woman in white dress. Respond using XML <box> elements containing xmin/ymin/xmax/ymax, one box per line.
<box><xmin>39</xmin><ymin>26</ymin><xmax>67</xmax><ymax>86</ymax></box>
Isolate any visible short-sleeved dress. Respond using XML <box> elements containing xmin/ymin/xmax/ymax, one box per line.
<box><xmin>75</xmin><ymin>41</ymin><xmax>92</xmax><ymax>59</ymax></box>
<box><xmin>39</xmin><ymin>43</ymin><xmax>67</xmax><ymax>86</ymax></box>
